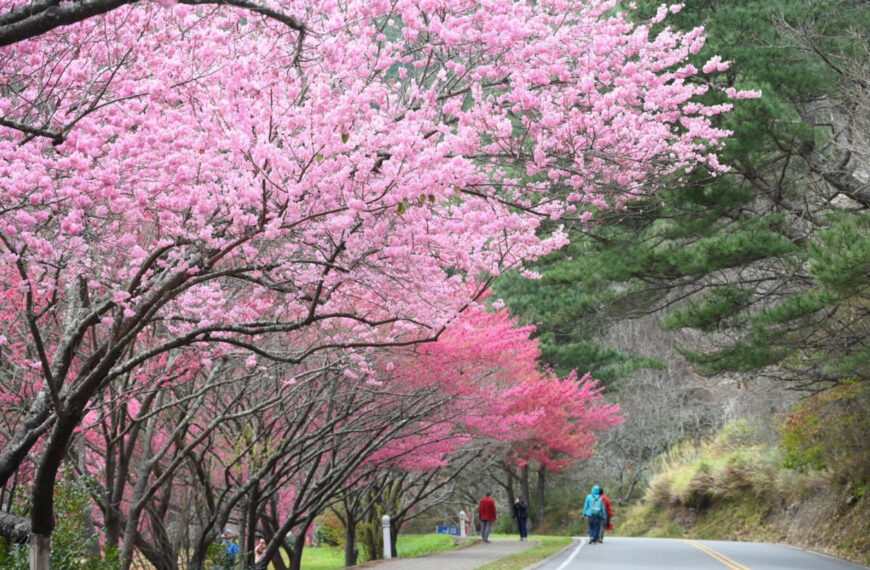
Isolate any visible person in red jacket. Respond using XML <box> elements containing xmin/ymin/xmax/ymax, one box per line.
<box><xmin>599</xmin><ymin>487</ymin><xmax>614</xmax><ymax>543</ymax></box>
<box><xmin>477</xmin><ymin>491</ymin><xmax>497</xmax><ymax>543</ymax></box>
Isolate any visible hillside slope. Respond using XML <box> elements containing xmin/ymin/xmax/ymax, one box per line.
<box><xmin>617</xmin><ymin>422</ymin><xmax>870</xmax><ymax>566</ymax></box>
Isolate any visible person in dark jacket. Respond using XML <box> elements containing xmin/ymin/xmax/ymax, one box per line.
<box><xmin>512</xmin><ymin>496</ymin><xmax>530</xmax><ymax>541</ymax></box>
<box><xmin>477</xmin><ymin>491</ymin><xmax>497</xmax><ymax>543</ymax></box>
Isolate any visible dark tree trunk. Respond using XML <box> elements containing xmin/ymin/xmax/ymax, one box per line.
<box><xmin>344</xmin><ymin>514</ymin><xmax>358</xmax><ymax>567</ymax></box>
<box><xmin>359</xmin><ymin>513</ymin><xmax>379</xmax><ymax>561</ymax></box>
<box><xmin>520</xmin><ymin>464</ymin><xmax>530</xmax><ymax>508</ymax></box>
<box><xmin>32</xmin><ymin>418</ymin><xmax>75</xmax><ymax>535</ymax></box>
<box><xmin>245</xmin><ymin>485</ymin><xmax>261</xmax><ymax>568</ymax></box>
<box><xmin>389</xmin><ymin>522</ymin><xmax>399</xmax><ymax>559</ymax></box>
<box><xmin>136</xmin><ymin>531</ymin><xmax>179</xmax><ymax>570</ymax></box>
<box><xmin>29</xmin><ymin>409</ymin><xmax>84</xmax><ymax>569</ymax></box>
<box><xmin>505</xmin><ymin>467</ymin><xmax>517</xmax><ymax>513</ymax></box>
<box><xmin>535</xmin><ymin>466</ymin><xmax>546</xmax><ymax>525</ymax></box>
<box><xmin>288</xmin><ymin>529</ymin><xmax>306</xmax><ymax>570</ymax></box>
<box><xmin>272</xmin><ymin>544</ymin><xmax>289</xmax><ymax>570</ymax></box>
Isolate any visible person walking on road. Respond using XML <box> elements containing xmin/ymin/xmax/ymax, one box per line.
<box><xmin>512</xmin><ymin>496</ymin><xmax>529</xmax><ymax>541</ymax></box>
<box><xmin>478</xmin><ymin>491</ymin><xmax>497</xmax><ymax>543</ymax></box>
<box><xmin>582</xmin><ymin>485</ymin><xmax>607</xmax><ymax>544</ymax></box>
<box><xmin>599</xmin><ymin>487</ymin><xmax>614</xmax><ymax>543</ymax></box>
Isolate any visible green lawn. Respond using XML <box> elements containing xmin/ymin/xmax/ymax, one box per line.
<box><xmin>292</xmin><ymin>533</ymin><xmax>572</xmax><ymax>569</ymax></box>
<box><xmin>297</xmin><ymin>533</ymin><xmax>458</xmax><ymax>569</ymax></box>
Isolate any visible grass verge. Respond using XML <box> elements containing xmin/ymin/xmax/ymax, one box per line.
<box><xmin>476</xmin><ymin>535</ymin><xmax>573</xmax><ymax>570</ymax></box>
<box><xmin>395</xmin><ymin>533</ymin><xmax>460</xmax><ymax>558</ymax></box>
<box><xmin>297</xmin><ymin>533</ymin><xmax>458</xmax><ymax>569</ymax></box>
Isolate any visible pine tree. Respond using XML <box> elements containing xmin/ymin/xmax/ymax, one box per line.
<box><xmin>496</xmin><ymin>0</ymin><xmax>870</xmax><ymax>389</ymax></box>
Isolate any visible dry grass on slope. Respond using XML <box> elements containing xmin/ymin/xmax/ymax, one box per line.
<box><xmin>617</xmin><ymin>422</ymin><xmax>870</xmax><ymax>565</ymax></box>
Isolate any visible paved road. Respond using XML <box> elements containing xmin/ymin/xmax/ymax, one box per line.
<box><xmin>537</xmin><ymin>537</ymin><xmax>870</xmax><ymax>570</ymax></box>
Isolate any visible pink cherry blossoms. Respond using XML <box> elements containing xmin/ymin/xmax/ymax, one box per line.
<box><xmin>0</xmin><ymin>0</ymin><xmax>755</xmax><ymax>564</ymax></box>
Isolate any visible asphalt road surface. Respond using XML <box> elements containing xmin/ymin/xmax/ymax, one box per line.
<box><xmin>537</xmin><ymin>537</ymin><xmax>869</xmax><ymax>570</ymax></box>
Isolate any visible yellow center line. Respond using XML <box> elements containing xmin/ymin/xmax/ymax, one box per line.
<box><xmin>684</xmin><ymin>539</ymin><xmax>752</xmax><ymax>570</ymax></box>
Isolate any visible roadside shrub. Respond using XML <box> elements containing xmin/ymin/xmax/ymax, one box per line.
<box><xmin>718</xmin><ymin>454</ymin><xmax>754</xmax><ymax>499</ymax></box>
<box><xmin>646</xmin><ymin>474</ymin><xmax>672</xmax><ymax>507</ymax></box>
<box><xmin>685</xmin><ymin>463</ymin><xmax>716</xmax><ymax>508</ymax></box>
<box><xmin>774</xmin><ymin>467</ymin><xmax>829</xmax><ymax>502</ymax></box>
<box><xmin>646</xmin><ymin>522</ymin><xmax>685</xmax><ymax>538</ymax></box>
<box><xmin>714</xmin><ymin>420</ymin><xmax>755</xmax><ymax>448</ymax></box>
<box><xmin>315</xmin><ymin>510</ymin><xmax>345</xmax><ymax>547</ymax></box>
<box><xmin>541</xmin><ymin>485</ymin><xmax>586</xmax><ymax>534</ymax></box>
<box><xmin>780</xmin><ymin>381</ymin><xmax>870</xmax><ymax>485</ymax></box>
<box><xmin>638</xmin><ymin>423</ymin><xmax>777</xmax><ymax>511</ymax></box>
<box><xmin>495</xmin><ymin>515</ymin><xmax>515</xmax><ymax>534</ymax></box>
<box><xmin>0</xmin><ymin>468</ymin><xmax>120</xmax><ymax>569</ymax></box>
<box><xmin>780</xmin><ymin>397</ymin><xmax>828</xmax><ymax>471</ymax></box>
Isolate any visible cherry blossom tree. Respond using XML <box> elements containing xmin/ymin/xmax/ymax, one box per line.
<box><xmin>71</xmin><ymin>353</ymin><xmax>454</xmax><ymax>570</ymax></box>
<box><xmin>0</xmin><ymin>0</ymin><xmax>751</xmax><ymax>565</ymax></box>
<box><xmin>336</xmin><ymin>305</ymin><xmax>620</xmax><ymax>562</ymax></box>
<box><xmin>67</xmin><ymin>306</ymin><xmax>615</xmax><ymax>570</ymax></box>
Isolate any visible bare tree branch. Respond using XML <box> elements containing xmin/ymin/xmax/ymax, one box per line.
<box><xmin>0</xmin><ymin>0</ymin><xmax>305</xmax><ymax>47</ymax></box>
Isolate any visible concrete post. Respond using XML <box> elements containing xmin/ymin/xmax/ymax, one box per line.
<box><xmin>30</xmin><ymin>534</ymin><xmax>50</xmax><ymax>570</ymax></box>
<box><xmin>382</xmin><ymin>515</ymin><xmax>392</xmax><ymax>559</ymax></box>
<box><xmin>459</xmin><ymin>511</ymin><xmax>467</xmax><ymax>538</ymax></box>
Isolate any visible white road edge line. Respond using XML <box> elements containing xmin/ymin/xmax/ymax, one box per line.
<box><xmin>554</xmin><ymin>538</ymin><xmax>586</xmax><ymax>570</ymax></box>
<box><xmin>783</xmin><ymin>544</ymin><xmax>870</xmax><ymax>569</ymax></box>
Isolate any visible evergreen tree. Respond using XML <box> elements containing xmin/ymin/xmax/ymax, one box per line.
<box><xmin>497</xmin><ymin>0</ymin><xmax>869</xmax><ymax>391</ymax></box>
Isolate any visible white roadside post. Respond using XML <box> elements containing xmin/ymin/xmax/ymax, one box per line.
<box><xmin>382</xmin><ymin>515</ymin><xmax>392</xmax><ymax>559</ymax></box>
<box><xmin>31</xmin><ymin>535</ymin><xmax>50</xmax><ymax>570</ymax></box>
<box><xmin>459</xmin><ymin>511</ymin><xmax>467</xmax><ymax>538</ymax></box>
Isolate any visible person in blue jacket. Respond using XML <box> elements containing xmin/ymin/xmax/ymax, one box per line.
<box><xmin>582</xmin><ymin>485</ymin><xmax>608</xmax><ymax>544</ymax></box>
<box><xmin>220</xmin><ymin>528</ymin><xmax>239</xmax><ymax>567</ymax></box>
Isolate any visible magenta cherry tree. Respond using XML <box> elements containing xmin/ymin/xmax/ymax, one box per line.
<box><xmin>337</xmin><ymin>305</ymin><xmax>621</xmax><ymax>560</ymax></box>
<box><xmin>0</xmin><ymin>0</ymin><xmax>753</xmax><ymax>564</ymax></box>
